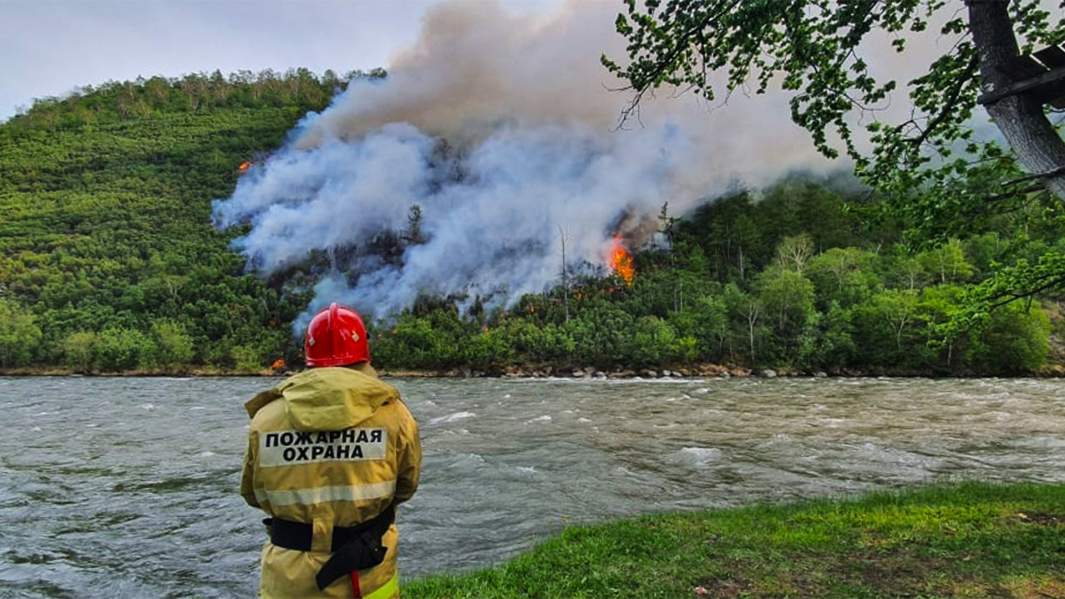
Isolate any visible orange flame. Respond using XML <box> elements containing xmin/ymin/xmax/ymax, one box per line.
<box><xmin>238</xmin><ymin>160</ymin><xmax>253</xmax><ymax>173</ymax></box>
<box><xmin>608</xmin><ymin>236</ymin><xmax>635</xmax><ymax>286</ymax></box>
<box><xmin>270</xmin><ymin>357</ymin><xmax>286</xmax><ymax>370</ymax></box>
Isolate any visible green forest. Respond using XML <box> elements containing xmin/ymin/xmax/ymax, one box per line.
<box><xmin>1</xmin><ymin>72</ymin><xmax>1063</xmax><ymax>376</ymax></box>
<box><xmin>373</xmin><ymin>184</ymin><xmax>1061</xmax><ymax>376</ymax></box>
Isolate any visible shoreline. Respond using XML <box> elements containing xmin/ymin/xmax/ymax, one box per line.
<box><xmin>2</xmin><ymin>364</ymin><xmax>1064</xmax><ymax>379</ymax></box>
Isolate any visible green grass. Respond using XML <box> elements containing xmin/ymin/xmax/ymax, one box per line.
<box><xmin>406</xmin><ymin>482</ymin><xmax>1065</xmax><ymax>598</ymax></box>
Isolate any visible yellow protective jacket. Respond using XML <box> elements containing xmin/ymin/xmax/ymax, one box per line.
<box><xmin>241</xmin><ymin>364</ymin><xmax>421</xmax><ymax>599</ymax></box>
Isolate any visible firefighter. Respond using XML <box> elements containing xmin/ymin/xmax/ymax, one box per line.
<box><xmin>241</xmin><ymin>303</ymin><xmax>421</xmax><ymax>598</ymax></box>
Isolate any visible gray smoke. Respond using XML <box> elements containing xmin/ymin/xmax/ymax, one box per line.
<box><xmin>212</xmin><ymin>0</ymin><xmax>837</xmax><ymax>330</ymax></box>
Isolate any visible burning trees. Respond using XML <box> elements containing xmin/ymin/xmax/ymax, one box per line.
<box><xmin>608</xmin><ymin>236</ymin><xmax>635</xmax><ymax>287</ymax></box>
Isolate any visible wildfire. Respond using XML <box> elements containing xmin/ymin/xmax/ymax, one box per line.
<box><xmin>238</xmin><ymin>160</ymin><xmax>253</xmax><ymax>173</ymax></box>
<box><xmin>608</xmin><ymin>235</ymin><xmax>635</xmax><ymax>286</ymax></box>
<box><xmin>270</xmin><ymin>357</ymin><xmax>286</xmax><ymax>371</ymax></box>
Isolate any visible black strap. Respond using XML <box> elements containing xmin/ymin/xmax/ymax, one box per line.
<box><xmin>264</xmin><ymin>517</ymin><xmax>312</xmax><ymax>551</ymax></box>
<box><xmin>263</xmin><ymin>505</ymin><xmax>396</xmax><ymax>591</ymax></box>
<box><xmin>264</xmin><ymin>505</ymin><xmax>394</xmax><ymax>552</ymax></box>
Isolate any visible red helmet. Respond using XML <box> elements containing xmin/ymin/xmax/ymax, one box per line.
<box><xmin>304</xmin><ymin>302</ymin><xmax>370</xmax><ymax>367</ymax></box>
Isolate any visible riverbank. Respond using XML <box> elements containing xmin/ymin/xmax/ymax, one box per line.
<box><xmin>4</xmin><ymin>363</ymin><xmax>1065</xmax><ymax>378</ymax></box>
<box><xmin>407</xmin><ymin>482</ymin><xmax>1065</xmax><ymax>598</ymax></box>
<box><xmin>0</xmin><ymin>366</ymin><xmax>283</xmax><ymax>377</ymax></box>
<box><xmin>380</xmin><ymin>363</ymin><xmax>1065</xmax><ymax>379</ymax></box>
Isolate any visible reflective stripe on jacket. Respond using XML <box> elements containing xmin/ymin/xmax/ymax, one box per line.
<box><xmin>241</xmin><ymin>364</ymin><xmax>421</xmax><ymax>598</ymax></box>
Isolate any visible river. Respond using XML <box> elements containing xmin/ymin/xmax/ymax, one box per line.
<box><xmin>1</xmin><ymin>376</ymin><xmax>1063</xmax><ymax>597</ymax></box>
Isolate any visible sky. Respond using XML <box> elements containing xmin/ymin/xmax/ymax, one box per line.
<box><xmin>0</xmin><ymin>0</ymin><xmax>560</xmax><ymax>121</ymax></box>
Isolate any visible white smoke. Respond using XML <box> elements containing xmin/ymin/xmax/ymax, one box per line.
<box><xmin>211</xmin><ymin>0</ymin><xmax>836</xmax><ymax>329</ymax></box>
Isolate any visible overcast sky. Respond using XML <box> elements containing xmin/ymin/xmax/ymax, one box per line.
<box><xmin>0</xmin><ymin>0</ymin><xmax>560</xmax><ymax>121</ymax></box>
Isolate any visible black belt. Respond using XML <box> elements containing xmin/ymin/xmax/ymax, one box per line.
<box><xmin>264</xmin><ymin>504</ymin><xmax>395</xmax><ymax>591</ymax></box>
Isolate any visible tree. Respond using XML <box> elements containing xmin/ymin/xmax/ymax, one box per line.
<box><xmin>806</xmin><ymin>302</ymin><xmax>856</xmax><ymax>370</ymax></box>
<box><xmin>853</xmin><ymin>290</ymin><xmax>923</xmax><ymax>366</ymax></box>
<box><xmin>0</xmin><ymin>299</ymin><xmax>42</xmax><ymax>367</ymax></box>
<box><xmin>605</xmin><ymin>1</ymin><xmax>1065</xmax><ymax>200</ymax></box>
<box><xmin>230</xmin><ymin>344</ymin><xmax>265</xmax><ymax>372</ymax></box>
<box><xmin>756</xmin><ymin>266</ymin><xmax>817</xmax><ymax>362</ymax></box>
<box><xmin>756</xmin><ymin>267</ymin><xmax>816</xmax><ymax>333</ymax></box>
<box><xmin>669</xmin><ymin>294</ymin><xmax>729</xmax><ymax>361</ymax></box>
<box><xmin>628</xmin><ymin>315</ymin><xmax>685</xmax><ymax>366</ymax></box>
<box><xmin>658</xmin><ymin>201</ymin><xmax>677</xmax><ymax>246</ymax></box>
<box><xmin>559</xmin><ymin>226</ymin><xmax>570</xmax><ymax>322</ymax></box>
<box><xmin>964</xmin><ymin>232</ymin><xmax>1010</xmax><ymax>278</ymax></box>
<box><xmin>919</xmin><ymin>284</ymin><xmax>967</xmax><ymax>370</ymax></box>
<box><xmin>404</xmin><ymin>204</ymin><xmax>426</xmax><ymax>245</ymax></box>
<box><xmin>807</xmin><ymin>247</ymin><xmax>881</xmax><ymax>307</ymax></box>
<box><xmin>724</xmin><ymin>283</ymin><xmax>764</xmax><ymax>364</ymax></box>
<box><xmin>605</xmin><ymin>0</ymin><xmax>1065</xmax><ymax>315</ymax></box>
<box><xmin>62</xmin><ymin>331</ymin><xmax>99</xmax><ymax>372</ymax></box>
<box><xmin>462</xmin><ymin>329</ymin><xmax>514</xmax><ymax>370</ymax></box>
<box><xmin>774</xmin><ymin>234</ymin><xmax>815</xmax><ymax>274</ymax></box>
<box><xmin>151</xmin><ymin>320</ymin><xmax>194</xmax><ymax>368</ymax></box>
<box><xmin>888</xmin><ymin>254</ymin><xmax>929</xmax><ymax>291</ymax></box>
<box><xmin>658</xmin><ymin>202</ymin><xmax>683</xmax><ymax>311</ymax></box>
<box><xmin>1</xmin><ymin>69</ymin><xmax>336</xmax><ymax>372</ymax></box>
<box><xmin>964</xmin><ymin>300</ymin><xmax>1050</xmax><ymax>373</ymax></box>
<box><xmin>95</xmin><ymin>327</ymin><xmax>155</xmax><ymax>371</ymax></box>
<box><xmin>917</xmin><ymin>239</ymin><xmax>976</xmax><ymax>284</ymax></box>
<box><xmin>968</xmin><ymin>1</ymin><xmax>1065</xmax><ymax>200</ymax></box>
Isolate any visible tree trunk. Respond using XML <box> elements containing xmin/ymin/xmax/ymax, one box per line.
<box><xmin>748</xmin><ymin>318</ymin><xmax>756</xmax><ymax>364</ymax></box>
<box><xmin>747</xmin><ymin>305</ymin><xmax>759</xmax><ymax>364</ymax></box>
<box><xmin>894</xmin><ymin>315</ymin><xmax>909</xmax><ymax>353</ymax></box>
<box><xmin>558</xmin><ymin>226</ymin><xmax>569</xmax><ymax>323</ymax></box>
<box><xmin>968</xmin><ymin>0</ymin><xmax>1065</xmax><ymax>201</ymax></box>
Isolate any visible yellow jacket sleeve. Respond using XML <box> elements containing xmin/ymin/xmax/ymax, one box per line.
<box><xmin>240</xmin><ymin>431</ymin><xmax>260</xmax><ymax>508</ymax></box>
<box><xmin>394</xmin><ymin>399</ymin><xmax>421</xmax><ymax>504</ymax></box>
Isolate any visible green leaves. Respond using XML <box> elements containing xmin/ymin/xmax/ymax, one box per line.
<box><xmin>0</xmin><ymin>74</ymin><xmax>334</xmax><ymax>371</ymax></box>
<box><xmin>0</xmin><ymin>299</ymin><xmax>42</xmax><ymax>368</ymax></box>
<box><xmin>366</xmin><ymin>178</ymin><xmax>1056</xmax><ymax>375</ymax></box>
<box><xmin>604</xmin><ymin>0</ymin><xmax>1065</xmax><ymax>315</ymax></box>
<box><xmin>2</xmin><ymin>59</ymin><xmax>1060</xmax><ymax>375</ymax></box>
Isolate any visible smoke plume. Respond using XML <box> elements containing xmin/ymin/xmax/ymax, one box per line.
<box><xmin>212</xmin><ymin>0</ymin><xmax>835</xmax><ymax>330</ymax></box>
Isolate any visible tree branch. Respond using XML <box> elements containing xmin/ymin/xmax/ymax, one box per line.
<box><xmin>1003</xmin><ymin>163</ymin><xmax>1065</xmax><ymax>186</ymax></box>
<box><xmin>616</xmin><ymin>0</ymin><xmax>742</xmax><ymax>127</ymax></box>
<box><xmin>910</xmin><ymin>53</ymin><xmax>979</xmax><ymax>148</ymax></box>
<box><xmin>985</xmin><ymin>273</ymin><xmax>1065</xmax><ymax>310</ymax></box>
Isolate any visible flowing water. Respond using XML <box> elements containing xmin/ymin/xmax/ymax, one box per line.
<box><xmin>1</xmin><ymin>376</ymin><xmax>1064</xmax><ymax>597</ymax></box>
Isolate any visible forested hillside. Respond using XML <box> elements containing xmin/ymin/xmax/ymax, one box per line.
<box><xmin>373</xmin><ymin>180</ymin><xmax>1063</xmax><ymax>376</ymax></box>
<box><xmin>0</xmin><ymin>70</ymin><xmax>367</xmax><ymax>371</ymax></box>
<box><xmin>1</xmin><ymin>71</ymin><xmax>1062</xmax><ymax>375</ymax></box>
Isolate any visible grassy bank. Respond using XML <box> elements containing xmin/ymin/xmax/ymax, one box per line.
<box><xmin>407</xmin><ymin>483</ymin><xmax>1065</xmax><ymax>598</ymax></box>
